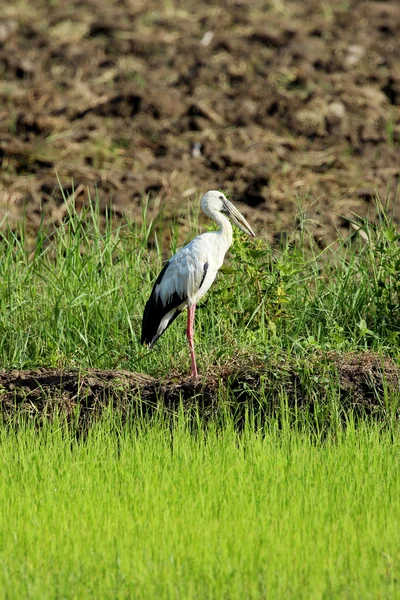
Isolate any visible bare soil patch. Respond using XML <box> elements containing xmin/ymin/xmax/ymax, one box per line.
<box><xmin>0</xmin><ymin>0</ymin><xmax>399</xmax><ymax>245</ymax></box>
<box><xmin>1</xmin><ymin>353</ymin><xmax>399</xmax><ymax>429</ymax></box>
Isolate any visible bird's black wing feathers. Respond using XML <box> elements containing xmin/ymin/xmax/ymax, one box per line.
<box><xmin>141</xmin><ymin>261</ymin><xmax>186</xmax><ymax>347</ymax></box>
<box><xmin>141</xmin><ymin>260</ymin><xmax>209</xmax><ymax>349</ymax></box>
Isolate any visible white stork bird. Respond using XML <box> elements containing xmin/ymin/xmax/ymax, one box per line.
<box><xmin>141</xmin><ymin>190</ymin><xmax>255</xmax><ymax>377</ymax></box>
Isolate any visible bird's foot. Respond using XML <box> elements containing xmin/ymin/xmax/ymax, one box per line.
<box><xmin>190</xmin><ymin>367</ymin><xmax>200</xmax><ymax>381</ymax></box>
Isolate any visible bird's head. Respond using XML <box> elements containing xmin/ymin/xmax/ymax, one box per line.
<box><xmin>201</xmin><ymin>190</ymin><xmax>256</xmax><ymax>237</ymax></box>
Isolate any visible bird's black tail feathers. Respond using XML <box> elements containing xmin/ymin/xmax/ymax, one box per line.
<box><xmin>141</xmin><ymin>261</ymin><xmax>186</xmax><ymax>348</ymax></box>
<box><xmin>141</xmin><ymin>301</ymin><xmax>182</xmax><ymax>348</ymax></box>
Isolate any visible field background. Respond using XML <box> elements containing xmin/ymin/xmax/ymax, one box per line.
<box><xmin>0</xmin><ymin>0</ymin><xmax>400</xmax><ymax>244</ymax></box>
<box><xmin>1</xmin><ymin>1</ymin><xmax>400</xmax><ymax>598</ymax></box>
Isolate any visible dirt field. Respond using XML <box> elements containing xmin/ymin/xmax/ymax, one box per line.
<box><xmin>1</xmin><ymin>0</ymin><xmax>399</xmax><ymax>243</ymax></box>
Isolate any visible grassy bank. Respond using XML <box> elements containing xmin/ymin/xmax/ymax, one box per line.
<box><xmin>0</xmin><ymin>195</ymin><xmax>398</xmax><ymax>377</ymax></box>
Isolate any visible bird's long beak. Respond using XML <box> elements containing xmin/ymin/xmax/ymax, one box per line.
<box><xmin>223</xmin><ymin>199</ymin><xmax>256</xmax><ymax>237</ymax></box>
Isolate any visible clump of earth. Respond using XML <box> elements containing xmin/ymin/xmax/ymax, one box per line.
<box><xmin>0</xmin><ymin>0</ymin><xmax>399</xmax><ymax>245</ymax></box>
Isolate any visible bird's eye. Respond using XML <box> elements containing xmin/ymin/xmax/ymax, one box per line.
<box><xmin>219</xmin><ymin>195</ymin><xmax>223</xmax><ymax>200</ymax></box>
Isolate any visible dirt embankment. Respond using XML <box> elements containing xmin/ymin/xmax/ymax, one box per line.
<box><xmin>1</xmin><ymin>353</ymin><xmax>399</xmax><ymax>429</ymax></box>
<box><xmin>0</xmin><ymin>0</ymin><xmax>399</xmax><ymax>244</ymax></box>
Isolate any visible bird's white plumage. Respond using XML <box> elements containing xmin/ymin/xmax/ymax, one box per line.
<box><xmin>155</xmin><ymin>230</ymin><xmax>230</xmax><ymax>308</ymax></box>
<box><xmin>141</xmin><ymin>190</ymin><xmax>255</xmax><ymax>369</ymax></box>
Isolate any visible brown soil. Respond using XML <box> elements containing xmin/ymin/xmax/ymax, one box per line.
<box><xmin>1</xmin><ymin>353</ymin><xmax>399</xmax><ymax>428</ymax></box>
<box><xmin>1</xmin><ymin>1</ymin><xmax>400</xmax><ymax>244</ymax></box>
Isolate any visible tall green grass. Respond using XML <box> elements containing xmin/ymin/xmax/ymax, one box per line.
<box><xmin>0</xmin><ymin>194</ymin><xmax>398</xmax><ymax>375</ymax></box>
<box><xmin>1</xmin><ymin>415</ymin><xmax>399</xmax><ymax>598</ymax></box>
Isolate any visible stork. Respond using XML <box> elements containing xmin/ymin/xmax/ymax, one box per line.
<box><xmin>141</xmin><ymin>190</ymin><xmax>255</xmax><ymax>377</ymax></box>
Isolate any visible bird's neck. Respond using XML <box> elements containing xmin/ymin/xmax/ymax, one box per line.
<box><xmin>211</xmin><ymin>211</ymin><xmax>233</xmax><ymax>248</ymax></box>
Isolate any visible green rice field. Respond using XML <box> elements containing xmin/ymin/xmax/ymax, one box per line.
<box><xmin>1</xmin><ymin>417</ymin><xmax>400</xmax><ymax>598</ymax></box>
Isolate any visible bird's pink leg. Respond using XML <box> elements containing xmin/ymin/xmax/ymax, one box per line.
<box><xmin>186</xmin><ymin>304</ymin><xmax>198</xmax><ymax>378</ymax></box>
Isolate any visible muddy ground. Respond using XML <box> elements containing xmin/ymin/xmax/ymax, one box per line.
<box><xmin>1</xmin><ymin>0</ymin><xmax>400</xmax><ymax>245</ymax></box>
<box><xmin>1</xmin><ymin>353</ymin><xmax>399</xmax><ymax>428</ymax></box>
